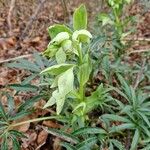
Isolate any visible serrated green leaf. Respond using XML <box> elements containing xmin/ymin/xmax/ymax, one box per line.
<box><xmin>0</xmin><ymin>101</ymin><xmax>7</xmax><ymax>121</ymax></box>
<box><xmin>73</xmin><ymin>4</ymin><xmax>87</xmax><ymax>30</ymax></box>
<box><xmin>33</xmin><ymin>52</ymin><xmax>45</xmax><ymax>69</ymax></box>
<box><xmin>72</xmin><ymin>127</ymin><xmax>107</xmax><ymax>135</ymax></box>
<box><xmin>22</xmin><ymin>74</ymin><xmax>38</xmax><ymax>84</ymax></box>
<box><xmin>9</xmin><ymin>130</ymin><xmax>26</xmax><ymax>138</ymax></box>
<box><xmin>110</xmin><ymin>139</ymin><xmax>125</xmax><ymax>150</ymax></box>
<box><xmin>110</xmin><ymin>123</ymin><xmax>135</xmax><ymax>133</ymax></box>
<box><xmin>61</xmin><ymin>142</ymin><xmax>77</xmax><ymax>150</ymax></box>
<box><xmin>76</xmin><ymin>137</ymin><xmax>97</xmax><ymax>150</ymax></box>
<box><xmin>1</xmin><ymin>136</ymin><xmax>8</xmax><ymax>150</ymax></box>
<box><xmin>8</xmin><ymin>84</ymin><xmax>38</xmax><ymax>92</ymax></box>
<box><xmin>102</xmin><ymin>114</ymin><xmax>130</xmax><ymax>123</ymax></box>
<box><xmin>130</xmin><ymin>129</ymin><xmax>139</xmax><ymax>150</ymax></box>
<box><xmin>11</xmin><ymin>136</ymin><xmax>20</xmax><ymax>150</ymax></box>
<box><xmin>5</xmin><ymin>93</ymin><xmax>15</xmax><ymax>114</ymax></box>
<box><xmin>6</xmin><ymin>59</ymin><xmax>40</xmax><ymax>72</ymax></box>
<box><xmin>9</xmin><ymin>111</ymin><xmax>31</xmax><ymax>121</ymax></box>
<box><xmin>46</xmin><ymin>128</ymin><xmax>79</xmax><ymax>144</ymax></box>
<box><xmin>18</xmin><ymin>95</ymin><xmax>42</xmax><ymax>111</ymax></box>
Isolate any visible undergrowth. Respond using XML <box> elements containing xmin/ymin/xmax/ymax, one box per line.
<box><xmin>0</xmin><ymin>1</ymin><xmax>150</xmax><ymax>150</ymax></box>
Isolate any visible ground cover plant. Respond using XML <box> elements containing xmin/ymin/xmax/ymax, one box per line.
<box><xmin>0</xmin><ymin>1</ymin><xmax>150</xmax><ymax>150</ymax></box>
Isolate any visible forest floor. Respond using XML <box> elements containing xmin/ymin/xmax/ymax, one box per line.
<box><xmin>0</xmin><ymin>0</ymin><xmax>150</xmax><ymax>149</ymax></box>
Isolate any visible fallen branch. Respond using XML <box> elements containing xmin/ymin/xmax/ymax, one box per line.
<box><xmin>7</xmin><ymin>0</ymin><xmax>16</xmax><ymax>36</ymax></box>
<box><xmin>20</xmin><ymin>0</ymin><xmax>46</xmax><ymax>40</ymax></box>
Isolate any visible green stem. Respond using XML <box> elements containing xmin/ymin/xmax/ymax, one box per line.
<box><xmin>77</xmin><ymin>44</ymin><xmax>83</xmax><ymax>65</ymax></box>
<box><xmin>10</xmin><ymin>116</ymin><xmax>58</xmax><ymax>128</ymax></box>
<box><xmin>77</xmin><ymin>44</ymin><xmax>85</xmax><ymax>102</ymax></box>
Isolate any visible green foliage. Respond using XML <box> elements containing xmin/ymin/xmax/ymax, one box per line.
<box><xmin>0</xmin><ymin>93</ymin><xmax>28</xmax><ymax>150</ymax></box>
<box><xmin>41</xmin><ymin>4</ymin><xmax>94</xmax><ymax>116</ymax></box>
<box><xmin>97</xmin><ymin>0</ymin><xmax>134</xmax><ymax>56</ymax></box>
<box><xmin>1</xmin><ymin>3</ymin><xmax>150</xmax><ymax>150</ymax></box>
<box><xmin>73</xmin><ymin>4</ymin><xmax>87</xmax><ymax>30</ymax></box>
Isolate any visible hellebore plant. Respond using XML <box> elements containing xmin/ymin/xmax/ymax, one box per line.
<box><xmin>41</xmin><ymin>5</ymin><xmax>107</xmax><ymax>127</ymax></box>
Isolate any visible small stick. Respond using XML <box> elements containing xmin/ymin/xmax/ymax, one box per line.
<box><xmin>61</xmin><ymin>0</ymin><xmax>69</xmax><ymax>22</ymax></box>
<box><xmin>7</xmin><ymin>0</ymin><xmax>16</xmax><ymax>36</ymax></box>
<box><xmin>127</xmin><ymin>49</ymin><xmax>150</xmax><ymax>55</ymax></box>
<box><xmin>0</xmin><ymin>53</ymin><xmax>40</xmax><ymax>65</ymax></box>
<box><xmin>20</xmin><ymin>0</ymin><xmax>46</xmax><ymax>40</ymax></box>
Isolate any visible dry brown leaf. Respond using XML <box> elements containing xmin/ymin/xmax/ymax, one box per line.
<box><xmin>43</xmin><ymin>120</ymin><xmax>62</xmax><ymax>129</ymax></box>
<box><xmin>22</xmin><ymin>131</ymin><xmax>37</xmax><ymax>149</ymax></box>
<box><xmin>37</xmin><ymin>130</ymin><xmax>48</xmax><ymax>145</ymax></box>
<box><xmin>53</xmin><ymin>138</ymin><xmax>61</xmax><ymax>150</ymax></box>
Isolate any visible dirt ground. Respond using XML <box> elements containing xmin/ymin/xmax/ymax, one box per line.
<box><xmin>0</xmin><ymin>0</ymin><xmax>150</xmax><ymax>149</ymax></box>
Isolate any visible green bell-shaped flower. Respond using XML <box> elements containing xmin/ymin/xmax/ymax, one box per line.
<box><xmin>72</xmin><ymin>29</ymin><xmax>92</xmax><ymax>43</ymax></box>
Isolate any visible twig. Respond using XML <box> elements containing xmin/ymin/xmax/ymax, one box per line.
<box><xmin>133</xmin><ymin>58</ymin><xmax>146</xmax><ymax>89</ymax></box>
<box><xmin>7</xmin><ymin>0</ymin><xmax>16</xmax><ymax>36</ymax></box>
<box><xmin>127</xmin><ymin>49</ymin><xmax>150</xmax><ymax>55</ymax></box>
<box><xmin>105</xmin><ymin>37</ymin><xmax>150</xmax><ymax>42</ymax></box>
<box><xmin>61</xmin><ymin>0</ymin><xmax>69</xmax><ymax>22</ymax></box>
<box><xmin>0</xmin><ymin>53</ymin><xmax>40</xmax><ymax>65</ymax></box>
<box><xmin>20</xmin><ymin>0</ymin><xmax>46</xmax><ymax>40</ymax></box>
